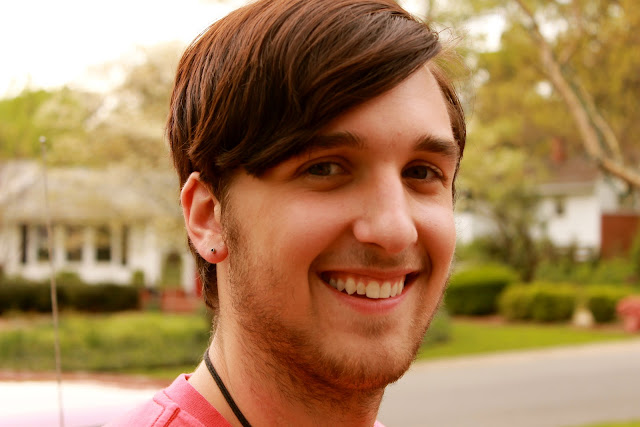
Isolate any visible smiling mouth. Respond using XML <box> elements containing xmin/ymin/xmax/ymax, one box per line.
<box><xmin>320</xmin><ymin>272</ymin><xmax>419</xmax><ymax>299</ymax></box>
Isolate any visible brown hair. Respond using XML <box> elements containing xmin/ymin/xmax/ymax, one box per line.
<box><xmin>167</xmin><ymin>0</ymin><xmax>466</xmax><ymax>311</ymax></box>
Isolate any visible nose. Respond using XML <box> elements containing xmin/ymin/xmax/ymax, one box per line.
<box><xmin>352</xmin><ymin>173</ymin><xmax>418</xmax><ymax>254</ymax></box>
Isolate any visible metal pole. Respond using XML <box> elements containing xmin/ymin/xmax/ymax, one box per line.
<box><xmin>40</xmin><ymin>135</ymin><xmax>65</xmax><ymax>427</ymax></box>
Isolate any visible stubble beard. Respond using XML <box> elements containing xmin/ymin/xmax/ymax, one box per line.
<box><xmin>221</xmin><ymin>208</ymin><xmax>445</xmax><ymax>412</ymax></box>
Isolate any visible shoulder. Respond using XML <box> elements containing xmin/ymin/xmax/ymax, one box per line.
<box><xmin>105</xmin><ymin>374</ymin><xmax>232</xmax><ymax>427</ymax></box>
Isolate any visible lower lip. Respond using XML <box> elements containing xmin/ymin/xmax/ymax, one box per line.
<box><xmin>323</xmin><ymin>279</ymin><xmax>410</xmax><ymax>315</ymax></box>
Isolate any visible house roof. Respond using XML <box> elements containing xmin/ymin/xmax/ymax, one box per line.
<box><xmin>0</xmin><ymin>161</ymin><xmax>181</xmax><ymax>223</ymax></box>
<box><xmin>538</xmin><ymin>156</ymin><xmax>601</xmax><ymax>196</ymax></box>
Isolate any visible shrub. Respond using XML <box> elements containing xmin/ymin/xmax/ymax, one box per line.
<box><xmin>499</xmin><ymin>282</ymin><xmax>578</xmax><ymax>323</ymax></box>
<box><xmin>445</xmin><ymin>264</ymin><xmax>517</xmax><ymax>316</ymax></box>
<box><xmin>0</xmin><ymin>280</ymin><xmax>140</xmax><ymax>314</ymax></box>
<box><xmin>0</xmin><ymin>278</ymin><xmax>50</xmax><ymax>314</ymax></box>
<box><xmin>536</xmin><ymin>258</ymin><xmax>638</xmax><ymax>285</ymax></box>
<box><xmin>530</xmin><ymin>284</ymin><xmax>576</xmax><ymax>322</ymax></box>
<box><xmin>63</xmin><ymin>283</ymin><xmax>140</xmax><ymax>312</ymax></box>
<box><xmin>498</xmin><ymin>285</ymin><xmax>533</xmax><ymax>321</ymax></box>
<box><xmin>585</xmin><ymin>286</ymin><xmax>634</xmax><ymax>323</ymax></box>
<box><xmin>0</xmin><ymin>312</ymin><xmax>210</xmax><ymax>372</ymax></box>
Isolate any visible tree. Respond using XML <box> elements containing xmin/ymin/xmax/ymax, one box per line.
<box><xmin>46</xmin><ymin>43</ymin><xmax>183</xmax><ymax>170</ymax></box>
<box><xmin>0</xmin><ymin>43</ymin><xmax>187</xmax><ymax>254</ymax></box>
<box><xmin>461</xmin><ymin>0</ymin><xmax>640</xmax><ymax>190</ymax></box>
<box><xmin>422</xmin><ymin>0</ymin><xmax>640</xmax><ymax>277</ymax></box>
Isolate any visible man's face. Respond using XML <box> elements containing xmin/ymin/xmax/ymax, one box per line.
<box><xmin>217</xmin><ymin>67</ymin><xmax>458</xmax><ymax>394</ymax></box>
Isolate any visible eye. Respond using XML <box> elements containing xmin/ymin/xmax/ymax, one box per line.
<box><xmin>402</xmin><ymin>164</ymin><xmax>442</xmax><ymax>180</ymax></box>
<box><xmin>305</xmin><ymin>162</ymin><xmax>345</xmax><ymax>177</ymax></box>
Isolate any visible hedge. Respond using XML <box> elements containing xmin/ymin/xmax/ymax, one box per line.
<box><xmin>0</xmin><ymin>312</ymin><xmax>210</xmax><ymax>372</ymax></box>
<box><xmin>0</xmin><ymin>278</ymin><xmax>140</xmax><ymax>314</ymax></box>
<box><xmin>444</xmin><ymin>264</ymin><xmax>517</xmax><ymax>315</ymax></box>
<box><xmin>499</xmin><ymin>283</ymin><xmax>578</xmax><ymax>323</ymax></box>
<box><xmin>585</xmin><ymin>286</ymin><xmax>634</xmax><ymax>323</ymax></box>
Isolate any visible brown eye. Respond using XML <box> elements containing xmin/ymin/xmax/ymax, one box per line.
<box><xmin>403</xmin><ymin>165</ymin><xmax>432</xmax><ymax>180</ymax></box>
<box><xmin>307</xmin><ymin>162</ymin><xmax>344</xmax><ymax>177</ymax></box>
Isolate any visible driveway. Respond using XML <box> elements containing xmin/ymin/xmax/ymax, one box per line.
<box><xmin>378</xmin><ymin>339</ymin><xmax>640</xmax><ymax>427</ymax></box>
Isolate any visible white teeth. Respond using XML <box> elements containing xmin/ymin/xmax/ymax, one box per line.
<box><xmin>345</xmin><ymin>278</ymin><xmax>356</xmax><ymax>295</ymax></box>
<box><xmin>366</xmin><ymin>281</ymin><xmax>380</xmax><ymax>298</ymax></box>
<box><xmin>326</xmin><ymin>275</ymin><xmax>407</xmax><ymax>299</ymax></box>
<box><xmin>380</xmin><ymin>281</ymin><xmax>391</xmax><ymax>298</ymax></box>
<box><xmin>390</xmin><ymin>282</ymin><xmax>398</xmax><ymax>297</ymax></box>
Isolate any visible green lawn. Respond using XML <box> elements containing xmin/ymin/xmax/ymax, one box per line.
<box><xmin>418</xmin><ymin>319</ymin><xmax>632</xmax><ymax>360</ymax></box>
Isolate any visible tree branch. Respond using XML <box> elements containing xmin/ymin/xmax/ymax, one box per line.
<box><xmin>573</xmin><ymin>78</ymin><xmax>623</xmax><ymax>162</ymax></box>
<box><xmin>512</xmin><ymin>0</ymin><xmax>640</xmax><ymax>189</ymax></box>
<box><xmin>557</xmin><ymin>0</ymin><xmax>584</xmax><ymax>65</ymax></box>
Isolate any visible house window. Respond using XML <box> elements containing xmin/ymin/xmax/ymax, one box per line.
<box><xmin>20</xmin><ymin>224</ymin><xmax>28</xmax><ymax>264</ymax></box>
<box><xmin>36</xmin><ymin>225</ymin><xmax>50</xmax><ymax>262</ymax></box>
<box><xmin>554</xmin><ymin>196</ymin><xmax>566</xmax><ymax>216</ymax></box>
<box><xmin>121</xmin><ymin>226</ymin><xmax>129</xmax><ymax>266</ymax></box>
<box><xmin>96</xmin><ymin>226</ymin><xmax>111</xmax><ymax>262</ymax></box>
<box><xmin>65</xmin><ymin>226</ymin><xmax>83</xmax><ymax>262</ymax></box>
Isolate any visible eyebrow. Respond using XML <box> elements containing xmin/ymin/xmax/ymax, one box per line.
<box><xmin>306</xmin><ymin>132</ymin><xmax>364</xmax><ymax>152</ymax></box>
<box><xmin>306</xmin><ymin>131</ymin><xmax>460</xmax><ymax>160</ymax></box>
<box><xmin>415</xmin><ymin>134</ymin><xmax>460</xmax><ymax>161</ymax></box>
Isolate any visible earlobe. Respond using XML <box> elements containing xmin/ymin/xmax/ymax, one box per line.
<box><xmin>181</xmin><ymin>172</ymin><xmax>228</xmax><ymax>263</ymax></box>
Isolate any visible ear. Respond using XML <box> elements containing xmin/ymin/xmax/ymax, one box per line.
<box><xmin>180</xmin><ymin>172</ymin><xmax>228</xmax><ymax>263</ymax></box>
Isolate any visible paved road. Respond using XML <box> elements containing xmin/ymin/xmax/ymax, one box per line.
<box><xmin>378</xmin><ymin>339</ymin><xmax>640</xmax><ymax>427</ymax></box>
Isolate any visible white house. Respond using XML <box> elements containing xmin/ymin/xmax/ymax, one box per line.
<box><xmin>0</xmin><ymin>161</ymin><xmax>195</xmax><ymax>292</ymax></box>
<box><xmin>455</xmin><ymin>144</ymin><xmax>639</xmax><ymax>257</ymax></box>
<box><xmin>534</xmin><ymin>156</ymin><xmax>621</xmax><ymax>255</ymax></box>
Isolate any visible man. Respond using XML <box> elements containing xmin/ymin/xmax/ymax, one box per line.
<box><xmin>109</xmin><ymin>0</ymin><xmax>465</xmax><ymax>425</ymax></box>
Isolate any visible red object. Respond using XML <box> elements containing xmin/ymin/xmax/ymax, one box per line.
<box><xmin>161</xmin><ymin>289</ymin><xmax>201</xmax><ymax>313</ymax></box>
<box><xmin>616</xmin><ymin>296</ymin><xmax>640</xmax><ymax>333</ymax></box>
<box><xmin>601</xmin><ymin>213</ymin><xmax>640</xmax><ymax>259</ymax></box>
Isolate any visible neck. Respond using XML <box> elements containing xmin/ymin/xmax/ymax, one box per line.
<box><xmin>189</xmin><ymin>325</ymin><xmax>384</xmax><ymax>427</ymax></box>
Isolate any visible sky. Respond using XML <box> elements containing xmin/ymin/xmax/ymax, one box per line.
<box><xmin>1</xmin><ymin>0</ymin><xmax>503</xmax><ymax>98</ymax></box>
<box><xmin>0</xmin><ymin>0</ymin><xmax>247</xmax><ymax>97</ymax></box>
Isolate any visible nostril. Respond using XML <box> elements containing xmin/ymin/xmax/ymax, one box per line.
<box><xmin>352</xmin><ymin>211</ymin><xmax>417</xmax><ymax>254</ymax></box>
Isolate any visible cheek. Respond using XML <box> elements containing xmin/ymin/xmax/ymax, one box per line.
<box><xmin>256</xmin><ymin>194</ymin><xmax>349</xmax><ymax>264</ymax></box>
<box><xmin>417</xmin><ymin>205</ymin><xmax>456</xmax><ymax>264</ymax></box>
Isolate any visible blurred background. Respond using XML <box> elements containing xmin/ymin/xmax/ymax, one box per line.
<box><xmin>0</xmin><ymin>0</ymin><xmax>639</xmax><ymax>426</ymax></box>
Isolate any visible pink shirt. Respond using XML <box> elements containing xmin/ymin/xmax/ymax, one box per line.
<box><xmin>106</xmin><ymin>374</ymin><xmax>232</xmax><ymax>427</ymax></box>
<box><xmin>107</xmin><ymin>373</ymin><xmax>386</xmax><ymax>426</ymax></box>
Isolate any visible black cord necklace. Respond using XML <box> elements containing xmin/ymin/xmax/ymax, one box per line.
<box><xmin>203</xmin><ymin>350</ymin><xmax>253</xmax><ymax>427</ymax></box>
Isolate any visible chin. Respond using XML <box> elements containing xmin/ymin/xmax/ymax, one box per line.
<box><xmin>315</xmin><ymin>319</ymin><xmax>428</xmax><ymax>392</ymax></box>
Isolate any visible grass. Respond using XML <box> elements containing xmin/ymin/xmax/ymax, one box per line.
<box><xmin>418</xmin><ymin>318</ymin><xmax>631</xmax><ymax>360</ymax></box>
<box><xmin>0</xmin><ymin>311</ymin><xmax>635</xmax><ymax>381</ymax></box>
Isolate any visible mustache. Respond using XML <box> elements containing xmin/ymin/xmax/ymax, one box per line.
<box><xmin>321</xmin><ymin>246</ymin><xmax>427</xmax><ymax>271</ymax></box>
